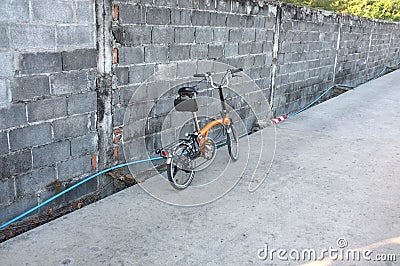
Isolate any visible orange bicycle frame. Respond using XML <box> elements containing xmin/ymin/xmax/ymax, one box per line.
<box><xmin>195</xmin><ymin>113</ymin><xmax>231</xmax><ymax>147</ymax></box>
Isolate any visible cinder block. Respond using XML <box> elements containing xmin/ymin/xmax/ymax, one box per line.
<box><xmin>119</xmin><ymin>85</ymin><xmax>139</xmax><ymax>106</ymax></box>
<box><xmin>154</xmin><ymin>0</ymin><xmax>177</xmax><ymax>8</ymax></box>
<box><xmin>175</xmin><ymin>27</ymin><xmax>195</xmax><ymax>43</ymax></box>
<box><xmin>0</xmin><ymin>52</ymin><xmax>13</xmax><ymax>78</ymax></box>
<box><xmin>146</xmin><ymin>7</ymin><xmax>170</xmax><ymax>25</ymax></box>
<box><xmin>0</xmin><ymin>0</ymin><xmax>29</xmax><ymax>22</ymax></box>
<box><xmin>70</xmin><ymin>133</ymin><xmax>97</xmax><ymax>157</ymax></box>
<box><xmin>190</xmin><ymin>44</ymin><xmax>208</xmax><ymax>59</ymax></box>
<box><xmin>0</xmin><ymin>178</ymin><xmax>15</xmax><ymax>205</ymax></box>
<box><xmin>118</xmin><ymin>47</ymin><xmax>144</xmax><ymax>66</ymax></box>
<box><xmin>243</xmin><ymin>28</ymin><xmax>256</xmax><ymax>42</ymax></box>
<box><xmin>213</xmin><ymin>28</ymin><xmax>229</xmax><ymax>42</ymax></box>
<box><xmin>224</xmin><ymin>43</ymin><xmax>238</xmax><ymax>57</ymax></box>
<box><xmin>177</xmin><ymin>61</ymin><xmax>197</xmax><ymax>79</ymax></box>
<box><xmin>0</xmin><ymin>103</ymin><xmax>26</xmax><ymax>130</ymax></box>
<box><xmin>238</xmin><ymin>42</ymin><xmax>252</xmax><ymax>55</ymax></box>
<box><xmin>263</xmin><ymin>41</ymin><xmax>273</xmax><ymax>53</ymax></box>
<box><xmin>119</xmin><ymin>4</ymin><xmax>145</xmax><ymax>24</ymax></box>
<box><xmin>254</xmin><ymin>54</ymin><xmax>267</xmax><ymax>67</ymax></box>
<box><xmin>146</xmin><ymin>80</ymin><xmax>169</xmax><ymax>101</ymax></box>
<box><xmin>32</xmin><ymin>0</ymin><xmax>73</xmax><ymax>23</ymax></box>
<box><xmin>153</xmin><ymin>97</ymin><xmax>174</xmax><ymax>116</ymax></box>
<box><xmin>195</xmin><ymin>28</ymin><xmax>213</xmax><ymax>43</ymax></box>
<box><xmin>56</xmin><ymin>25</ymin><xmax>94</xmax><ymax>48</ymax></box>
<box><xmin>0</xmin><ymin>150</ymin><xmax>32</xmax><ymax>179</ymax></box>
<box><xmin>145</xmin><ymin>116</ymin><xmax>164</xmax><ymax>135</ymax></box>
<box><xmin>216</xmin><ymin>0</ymin><xmax>231</xmax><ymax>12</ymax></box>
<box><xmin>53</xmin><ymin>115</ymin><xmax>89</xmax><ymax>140</ymax></box>
<box><xmin>0</xmin><ymin>25</ymin><xmax>9</xmax><ymax>49</ymax></box>
<box><xmin>0</xmin><ymin>79</ymin><xmax>10</xmax><ymax>107</ymax></box>
<box><xmin>208</xmin><ymin>44</ymin><xmax>223</xmax><ymax>59</ymax></box>
<box><xmin>255</xmin><ymin>29</ymin><xmax>267</xmax><ymax>41</ymax></box>
<box><xmin>210</xmin><ymin>13</ymin><xmax>227</xmax><ymax>27</ymax></box>
<box><xmin>68</xmin><ymin>92</ymin><xmax>96</xmax><ymax>114</ymax></box>
<box><xmin>177</xmin><ymin>0</ymin><xmax>193</xmax><ymax>8</ymax></box>
<box><xmin>76</xmin><ymin>0</ymin><xmax>94</xmax><ymax>23</ymax></box>
<box><xmin>84</xmin><ymin>69</ymin><xmax>94</xmax><ymax>89</ymax></box>
<box><xmin>27</xmin><ymin>97</ymin><xmax>67</xmax><ymax>122</ymax></box>
<box><xmin>123</xmin><ymin>25</ymin><xmax>152</xmax><ymax>45</ymax></box>
<box><xmin>10</xmin><ymin>123</ymin><xmax>52</xmax><ymax>151</ymax></box>
<box><xmin>169</xmin><ymin>45</ymin><xmax>190</xmax><ymax>61</ymax></box>
<box><xmin>191</xmin><ymin>11</ymin><xmax>211</xmax><ymax>26</ymax></box>
<box><xmin>113</xmin><ymin>106</ymin><xmax>125</xmax><ymax>127</ymax></box>
<box><xmin>89</xmin><ymin>112</ymin><xmax>96</xmax><ymax>132</ymax></box>
<box><xmin>115</xmin><ymin>67</ymin><xmax>130</xmax><ymax>85</ymax></box>
<box><xmin>129</xmin><ymin>64</ymin><xmax>154</xmax><ymax>84</ymax></box>
<box><xmin>0</xmin><ymin>131</ymin><xmax>8</xmax><ymax>155</ymax></box>
<box><xmin>11</xmin><ymin>25</ymin><xmax>55</xmax><ymax>50</ymax></box>
<box><xmin>145</xmin><ymin>46</ymin><xmax>169</xmax><ymax>63</ymax></box>
<box><xmin>253</xmin><ymin>16</ymin><xmax>266</xmax><ymax>28</ymax></box>
<box><xmin>171</xmin><ymin>9</ymin><xmax>191</xmax><ymax>26</ymax></box>
<box><xmin>62</xmin><ymin>49</ymin><xmax>97</xmax><ymax>71</ymax></box>
<box><xmin>20</xmin><ymin>52</ymin><xmax>62</xmax><ymax>75</ymax></box>
<box><xmin>64</xmin><ymin>173</ymin><xmax>98</xmax><ymax>202</ymax></box>
<box><xmin>11</xmin><ymin>75</ymin><xmax>50</xmax><ymax>101</ymax></box>
<box><xmin>15</xmin><ymin>167</ymin><xmax>56</xmax><ymax>197</ymax></box>
<box><xmin>152</xmin><ymin>27</ymin><xmax>174</xmax><ymax>45</ymax></box>
<box><xmin>57</xmin><ymin>154</ymin><xmax>93</xmax><ymax>181</ymax></box>
<box><xmin>32</xmin><ymin>141</ymin><xmax>70</xmax><ymax>168</ymax></box>
<box><xmin>226</xmin><ymin>14</ymin><xmax>241</xmax><ymax>27</ymax></box>
<box><xmin>51</xmin><ymin>71</ymin><xmax>88</xmax><ymax>95</ymax></box>
<box><xmin>229</xmin><ymin>29</ymin><xmax>244</xmax><ymax>42</ymax></box>
<box><xmin>0</xmin><ymin>194</ymin><xmax>37</xmax><ymax>225</ymax></box>
<box><xmin>198</xmin><ymin>0</ymin><xmax>217</xmax><ymax>11</ymax></box>
<box><xmin>123</xmin><ymin>118</ymin><xmax>146</xmax><ymax>141</ymax></box>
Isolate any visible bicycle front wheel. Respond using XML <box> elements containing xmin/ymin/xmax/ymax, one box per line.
<box><xmin>226</xmin><ymin>124</ymin><xmax>239</xmax><ymax>161</ymax></box>
<box><xmin>167</xmin><ymin>143</ymin><xmax>195</xmax><ymax>190</ymax></box>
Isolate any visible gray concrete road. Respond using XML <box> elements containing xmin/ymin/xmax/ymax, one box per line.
<box><xmin>1</xmin><ymin>70</ymin><xmax>399</xmax><ymax>265</ymax></box>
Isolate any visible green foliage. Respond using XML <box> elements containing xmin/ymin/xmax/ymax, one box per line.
<box><xmin>344</xmin><ymin>0</ymin><xmax>400</xmax><ymax>22</ymax></box>
<box><xmin>279</xmin><ymin>0</ymin><xmax>400</xmax><ymax>22</ymax></box>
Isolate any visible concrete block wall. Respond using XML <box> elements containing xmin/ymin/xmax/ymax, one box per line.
<box><xmin>0</xmin><ymin>0</ymin><xmax>98</xmax><ymax>224</ymax></box>
<box><xmin>111</xmin><ymin>0</ymin><xmax>277</xmax><ymax>163</ymax></box>
<box><xmin>272</xmin><ymin>5</ymin><xmax>400</xmax><ymax>116</ymax></box>
<box><xmin>272</xmin><ymin>5</ymin><xmax>339</xmax><ymax>116</ymax></box>
<box><xmin>332</xmin><ymin>16</ymin><xmax>400</xmax><ymax>87</ymax></box>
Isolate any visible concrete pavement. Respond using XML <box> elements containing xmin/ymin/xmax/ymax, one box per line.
<box><xmin>0</xmin><ymin>70</ymin><xmax>399</xmax><ymax>265</ymax></box>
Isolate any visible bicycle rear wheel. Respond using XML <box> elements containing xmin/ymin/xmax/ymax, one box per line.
<box><xmin>226</xmin><ymin>124</ymin><xmax>239</xmax><ymax>161</ymax></box>
<box><xmin>167</xmin><ymin>143</ymin><xmax>195</xmax><ymax>190</ymax></box>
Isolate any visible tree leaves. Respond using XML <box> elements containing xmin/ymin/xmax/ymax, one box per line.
<box><xmin>280</xmin><ymin>0</ymin><xmax>400</xmax><ymax>22</ymax></box>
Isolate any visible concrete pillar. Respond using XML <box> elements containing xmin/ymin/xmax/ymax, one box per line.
<box><xmin>95</xmin><ymin>0</ymin><xmax>114</xmax><ymax>196</ymax></box>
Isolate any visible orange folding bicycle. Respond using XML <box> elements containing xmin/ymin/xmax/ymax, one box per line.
<box><xmin>157</xmin><ymin>68</ymin><xmax>243</xmax><ymax>189</ymax></box>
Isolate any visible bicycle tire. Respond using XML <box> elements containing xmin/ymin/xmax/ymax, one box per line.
<box><xmin>226</xmin><ymin>124</ymin><xmax>239</xmax><ymax>161</ymax></box>
<box><xmin>167</xmin><ymin>143</ymin><xmax>195</xmax><ymax>190</ymax></box>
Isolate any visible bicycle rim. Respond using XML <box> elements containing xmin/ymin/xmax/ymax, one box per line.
<box><xmin>226</xmin><ymin>124</ymin><xmax>239</xmax><ymax>161</ymax></box>
<box><xmin>167</xmin><ymin>144</ymin><xmax>195</xmax><ymax>190</ymax></box>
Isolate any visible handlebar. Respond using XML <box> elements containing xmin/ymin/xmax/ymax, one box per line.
<box><xmin>193</xmin><ymin>68</ymin><xmax>243</xmax><ymax>89</ymax></box>
<box><xmin>193</xmin><ymin>69</ymin><xmax>242</xmax><ymax>78</ymax></box>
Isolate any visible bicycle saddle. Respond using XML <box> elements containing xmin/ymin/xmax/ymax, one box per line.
<box><xmin>178</xmin><ymin>86</ymin><xmax>198</xmax><ymax>97</ymax></box>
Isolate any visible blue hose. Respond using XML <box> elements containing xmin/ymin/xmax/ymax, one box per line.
<box><xmin>0</xmin><ymin>157</ymin><xmax>163</xmax><ymax>230</ymax></box>
<box><xmin>0</xmin><ymin>131</ymin><xmax>252</xmax><ymax>230</ymax></box>
<box><xmin>287</xmin><ymin>62</ymin><xmax>398</xmax><ymax>118</ymax></box>
<box><xmin>288</xmin><ymin>83</ymin><xmax>356</xmax><ymax>117</ymax></box>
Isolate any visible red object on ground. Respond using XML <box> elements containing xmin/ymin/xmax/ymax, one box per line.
<box><xmin>271</xmin><ymin>115</ymin><xmax>287</xmax><ymax>124</ymax></box>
